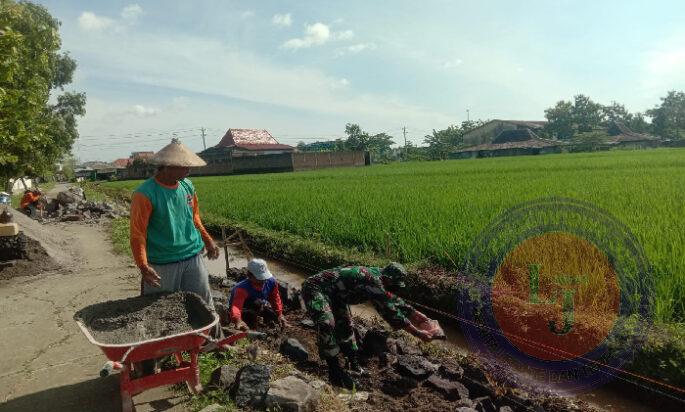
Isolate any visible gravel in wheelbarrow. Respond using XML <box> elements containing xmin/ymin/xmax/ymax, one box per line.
<box><xmin>74</xmin><ymin>292</ymin><xmax>215</xmax><ymax>345</ymax></box>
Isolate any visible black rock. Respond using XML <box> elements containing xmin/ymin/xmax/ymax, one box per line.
<box><xmin>226</xmin><ymin>267</ymin><xmax>249</xmax><ymax>281</ymax></box>
<box><xmin>215</xmin><ymin>303</ymin><xmax>231</xmax><ymax>325</ymax></box>
<box><xmin>280</xmin><ymin>338</ymin><xmax>309</xmax><ymax>362</ymax></box>
<box><xmin>423</xmin><ymin>374</ymin><xmax>469</xmax><ymax>400</ymax></box>
<box><xmin>395</xmin><ymin>339</ymin><xmax>421</xmax><ymax>355</ymax></box>
<box><xmin>278</xmin><ymin>281</ymin><xmax>303</xmax><ymax>311</ymax></box>
<box><xmin>474</xmin><ymin>396</ymin><xmax>497</xmax><ymax>412</ymax></box>
<box><xmin>361</xmin><ymin>328</ymin><xmax>392</xmax><ymax>356</ymax></box>
<box><xmin>438</xmin><ymin>363</ymin><xmax>464</xmax><ymax>380</ymax></box>
<box><xmin>395</xmin><ymin>355</ymin><xmax>438</xmax><ymax>380</ymax></box>
<box><xmin>462</xmin><ymin>378</ymin><xmax>494</xmax><ymax>399</ymax></box>
<box><xmin>211</xmin><ymin>289</ymin><xmax>225</xmax><ymax>304</ymax></box>
<box><xmin>381</xmin><ymin>371</ymin><xmax>418</xmax><ymax>396</ymax></box>
<box><xmin>232</xmin><ymin>364</ymin><xmax>271</xmax><ymax>408</ymax></box>
<box><xmin>208</xmin><ymin>274</ymin><xmax>224</xmax><ymax>286</ymax></box>
<box><xmin>300</xmin><ymin>319</ymin><xmax>315</xmax><ymax>329</ymax></box>
<box><xmin>221</xmin><ymin>278</ymin><xmax>237</xmax><ymax>289</ymax></box>
<box><xmin>463</xmin><ymin>363</ymin><xmax>488</xmax><ymax>382</ymax></box>
<box><xmin>209</xmin><ymin>365</ymin><xmax>239</xmax><ymax>390</ymax></box>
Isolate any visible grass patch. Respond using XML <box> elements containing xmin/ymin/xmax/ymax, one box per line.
<box><xmin>110</xmin><ymin>217</ymin><xmax>130</xmax><ymax>256</ymax></box>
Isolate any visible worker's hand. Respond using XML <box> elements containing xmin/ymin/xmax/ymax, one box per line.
<box><xmin>205</xmin><ymin>243</ymin><xmax>220</xmax><ymax>260</ymax></box>
<box><xmin>278</xmin><ymin>314</ymin><xmax>289</xmax><ymax>329</ymax></box>
<box><xmin>406</xmin><ymin>324</ymin><xmax>432</xmax><ymax>342</ymax></box>
<box><xmin>414</xmin><ymin>329</ymin><xmax>433</xmax><ymax>342</ymax></box>
<box><xmin>235</xmin><ymin>320</ymin><xmax>249</xmax><ymax>331</ymax></box>
<box><xmin>140</xmin><ymin>265</ymin><xmax>161</xmax><ymax>287</ymax></box>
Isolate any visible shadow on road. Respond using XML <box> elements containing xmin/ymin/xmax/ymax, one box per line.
<box><xmin>0</xmin><ymin>375</ymin><xmax>186</xmax><ymax>412</ymax></box>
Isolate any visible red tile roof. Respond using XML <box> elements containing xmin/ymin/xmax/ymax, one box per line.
<box><xmin>216</xmin><ymin>129</ymin><xmax>293</xmax><ymax>151</ymax></box>
<box><xmin>233</xmin><ymin>143</ymin><xmax>295</xmax><ymax>151</ymax></box>
<box><xmin>112</xmin><ymin>158</ymin><xmax>131</xmax><ymax>168</ymax></box>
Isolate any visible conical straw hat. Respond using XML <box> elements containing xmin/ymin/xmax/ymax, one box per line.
<box><xmin>151</xmin><ymin>138</ymin><xmax>207</xmax><ymax>167</ymax></box>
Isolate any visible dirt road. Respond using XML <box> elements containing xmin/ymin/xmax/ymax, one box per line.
<box><xmin>0</xmin><ymin>192</ymin><xmax>188</xmax><ymax>412</ymax></box>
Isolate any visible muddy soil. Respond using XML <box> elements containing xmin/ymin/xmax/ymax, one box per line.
<box><xmin>75</xmin><ymin>292</ymin><xmax>215</xmax><ymax>345</ymax></box>
<box><xmin>0</xmin><ymin>232</ymin><xmax>58</xmax><ymax>280</ymax></box>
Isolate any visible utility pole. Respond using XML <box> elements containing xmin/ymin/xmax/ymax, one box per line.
<box><xmin>200</xmin><ymin>127</ymin><xmax>207</xmax><ymax>150</ymax></box>
<box><xmin>466</xmin><ymin>109</ymin><xmax>470</xmax><ymax>122</ymax></box>
<box><xmin>402</xmin><ymin>126</ymin><xmax>407</xmax><ymax>161</ymax></box>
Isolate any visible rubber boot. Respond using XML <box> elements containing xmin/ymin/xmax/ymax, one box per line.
<box><xmin>326</xmin><ymin>356</ymin><xmax>358</xmax><ymax>390</ymax></box>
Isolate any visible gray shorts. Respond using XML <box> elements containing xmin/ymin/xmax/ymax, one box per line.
<box><xmin>143</xmin><ymin>253</ymin><xmax>214</xmax><ymax>309</ymax></box>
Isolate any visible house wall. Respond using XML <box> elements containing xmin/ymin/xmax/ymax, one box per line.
<box><xmin>292</xmin><ymin>151</ymin><xmax>366</xmax><ymax>171</ymax></box>
<box><xmin>117</xmin><ymin>151</ymin><xmax>367</xmax><ymax>180</ymax></box>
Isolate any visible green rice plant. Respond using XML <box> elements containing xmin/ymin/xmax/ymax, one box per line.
<box><xmin>106</xmin><ymin>148</ymin><xmax>685</xmax><ymax>322</ymax></box>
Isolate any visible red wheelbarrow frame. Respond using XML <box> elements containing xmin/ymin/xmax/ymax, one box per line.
<box><xmin>76</xmin><ymin>313</ymin><xmax>254</xmax><ymax>412</ymax></box>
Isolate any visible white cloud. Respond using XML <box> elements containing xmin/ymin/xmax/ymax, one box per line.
<box><xmin>283</xmin><ymin>22</ymin><xmax>331</xmax><ymax>49</ymax></box>
<box><xmin>441</xmin><ymin>58</ymin><xmax>463</xmax><ymax>69</ymax></box>
<box><xmin>283</xmin><ymin>24</ymin><xmax>357</xmax><ymax>50</ymax></box>
<box><xmin>272</xmin><ymin>13</ymin><xmax>292</xmax><ymax>27</ymax></box>
<box><xmin>78</xmin><ymin>12</ymin><xmax>114</xmax><ymax>31</ymax></box>
<box><xmin>241</xmin><ymin>10</ymin><xmax>255</xmax><ymax>19</ymax></box>
<box><xmin>70</xmin><ymin>30</ymin><xmax>452</xmax><ymax>129</ymax></box>
<box><xmin>121</xmin><ymin>4</ymin><xmax>143</xmax><ymax>23</ymax></box>
<box><xmin>336</xmin><ymin>43</ymin><xmax>376</xmax><ymax>57</ymax></box>
<box><xmin>333</xmin><ymin>30</ymin><xmax>354</xmax><ymax>40</ymax></box>
<box><xmin>78</xmin><ymin>5</ymin><xmax>143</xmax><ymax>32</ymax></box>
<box><xmin>129</xmin><ymin>105</ymin><xmax>160</xmax><ymax>117</ymax></box>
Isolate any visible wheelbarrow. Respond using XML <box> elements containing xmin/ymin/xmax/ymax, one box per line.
<box><xmin>75</xmin><ymin>293</ymin><xmax>264</xmax><ymax>412</ymax></box>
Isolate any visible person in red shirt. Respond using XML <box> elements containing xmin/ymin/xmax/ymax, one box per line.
<box><xmin>20</xmin><ymin>189</ymin><xmax>42</xmax><ymax>217</ymax></box>
<box><xmin>228</xmin><ymin>258</ymin><xmax>288</xmax><ymax>330</ymax></box>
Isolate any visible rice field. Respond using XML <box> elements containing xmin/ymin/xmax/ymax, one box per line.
<box><xmin>107</xmin><ymin>148</ymin><xmax>685</xmax><ymax>322</ymax></box>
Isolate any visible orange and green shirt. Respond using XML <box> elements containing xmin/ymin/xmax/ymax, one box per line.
<box><xmin>130</xmin><ymin>177</ymin><xmax>215</xmax><ymax>267</ymax></box>
<box><xmin>20</xmin><ymin>192</ymin><xmax>40</xmax><ymax>209</ymax></box>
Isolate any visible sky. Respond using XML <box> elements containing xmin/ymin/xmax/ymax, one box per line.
<box><xmin>39</xmin><ymin>0</ymin><xmax>685</xmax><ymax>161</ymax></box>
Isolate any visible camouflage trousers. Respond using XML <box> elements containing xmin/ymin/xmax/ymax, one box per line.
<box><xmin>302</xmin><ymin>289</ymin><xmax>358</xmax><ymax>359</ymax></box>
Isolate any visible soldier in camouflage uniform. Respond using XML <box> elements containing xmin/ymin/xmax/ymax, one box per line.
<box><xmin>302</xmin><ymin>262</ymin><xmax>433</xmax><ymax>389</ymax></box>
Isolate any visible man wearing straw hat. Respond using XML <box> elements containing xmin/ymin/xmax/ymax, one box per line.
<box><xmin>130</xmin><ymin>138</ymin><xmax>220</xmax><ymax>304</ymax></box>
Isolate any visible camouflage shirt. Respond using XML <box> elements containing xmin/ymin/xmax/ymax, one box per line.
<box><xmin>303</xmin><ymin>266</ymin><xmax>414</xmax><ymax>329</ymax></box>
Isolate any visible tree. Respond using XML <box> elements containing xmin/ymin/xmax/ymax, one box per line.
<box><xmin>572</xmin><ymin>94</ymin><xmax>605</xmax><ymax>133</ymax></box>
<box><xmin>544</xmin><ymin>100</ymin><xmax>575</xmax><ymax>139</ymax></box>
<box><xmin>341</xmin><ymin>123</ymin><xmax>396</xmax><ymax>161</ymax></box>
<box><xmin>0</xmin><ymin>0</ymin><xmax>86</xmax><ymax>189</ymax></box>
<box><xmin>423</xmin><ymin>120</ymin><xmax>485</xmax><ymax>160</ymax></box>
<box><xmin>646</xmin><ymin>90</ymin><xmax>685</xmax><ymax>140</ymax></box>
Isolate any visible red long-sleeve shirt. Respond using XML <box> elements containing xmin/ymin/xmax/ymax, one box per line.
<box><xmin>229</xmin><ymin>279</ymin><xmax>284</xmax><ymax>322</ymax></box>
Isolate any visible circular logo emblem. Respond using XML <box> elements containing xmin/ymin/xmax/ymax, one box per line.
<box><xmin>459</xmin><ymin>198</ymin><xmax>653</xmax><ymax>393</ymax></box>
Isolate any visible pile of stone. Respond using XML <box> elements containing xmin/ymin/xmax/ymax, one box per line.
<box><xmin>37</xmin><ymin>187</ymin><xmax>128</xmax><ymax>222</ymax></box>
<box><xmin>202</xmin><ymin>364</ymin><xmax>326</xmax><ymax>412</ymax></box>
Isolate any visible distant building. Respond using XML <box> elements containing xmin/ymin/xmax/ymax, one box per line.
<box><xmin>200</xmin><ymin>128</ymin><xmax>294</xmax><ymax>162</ymax></box>
<box><xmin>112</xmin><ymin>158</ymin><xmax>131</xmax><ymax>168</ymax></box>
<box><xmin>463</xmin><ymin>120</ymin><xmax>547</xmax><ymax>146</ymax></box>
<box><xmin>131</xmin><ymin>151</ymin><xmax>155</xmax><ymax>162</ymax></box>
<box><xmin>605</xmin><ymin>122</ymin><xmax>660</xmax><ymax>146</ymax></box>
<box><xmin>452</xmin><ymin>128</ymin><xmax>562</xmax><ymax>159</ymax></box>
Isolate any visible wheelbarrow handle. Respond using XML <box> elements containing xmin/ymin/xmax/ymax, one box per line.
<box><xmin>199</xmin><ymin>330</ymin><xmax>267</xmax><ymax>353</ymax></box>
